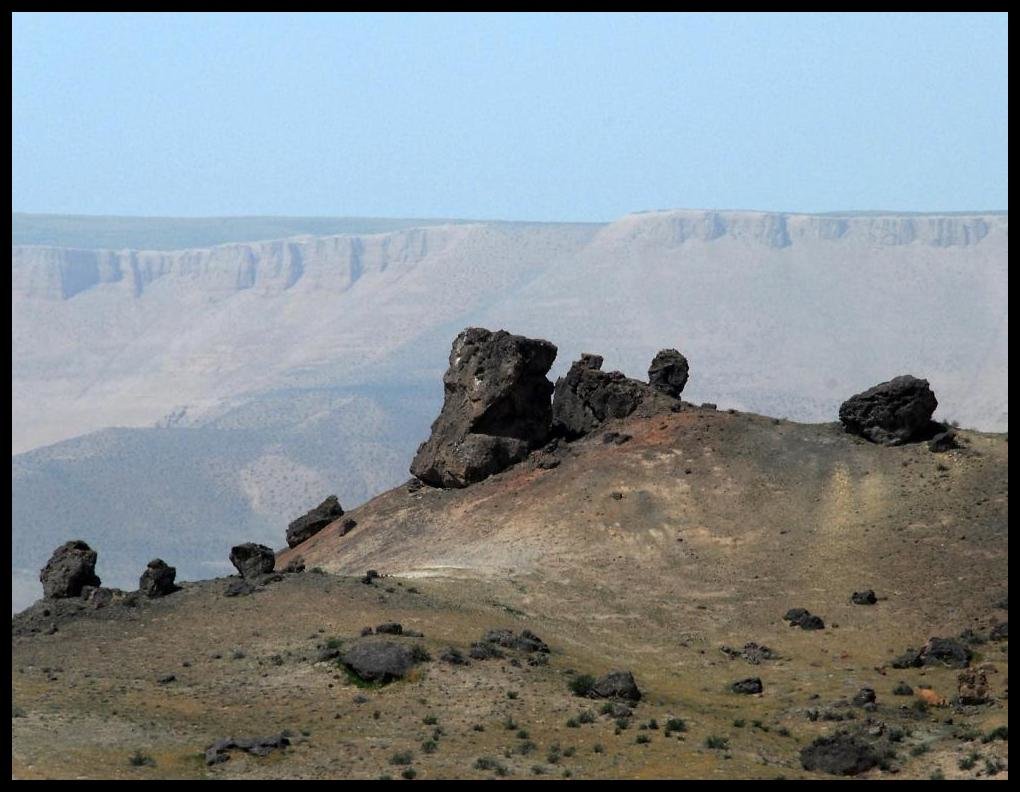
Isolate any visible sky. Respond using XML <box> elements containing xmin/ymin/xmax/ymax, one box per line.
<box><xmin>11</xmin><ymin>12</ymin><xmax>1009</xmax><ymax>221</ymax></box>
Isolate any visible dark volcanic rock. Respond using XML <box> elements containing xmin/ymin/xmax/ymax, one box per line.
<box><xmin>590</xmin><ymin>670</ymin><xmax>642</xmax><ymax>701</ymax></box>
<box><xmin>224</xmin><ymin>579</ymin><xmax>256</xmax><ymax>597</ymax></box>
<box><xmin>286</xmin><ymin>495</ymin><xmax>344</xmax><ymax>548</ymax></box>
<box><xmin>40</xmin><ymin>540</ymin><xmax>101</xmax><ymax>599</ymax></box>
<box><xmin>229</xmin><ymin>543</ymin><xmax>275</xmax><ymax>580</ymax></box>
<box><xmin>800</xmin><ymin>731</ymin><xmax>882</xmax><ymax>776</ymax></box>
<box><xmin>410</xmin><ymin>327</ymin><xmax>558</xmax><ymax>488</ymax></box>
<box><xmin>647</xmin><ymin>349</ymin><xmax>690</xmax><ymax>398</ymax></box>
<box><xmin>892</xmin><ymin>681</ymin><xmax>914</xmax><ymax>696</ymax></box>
<box><xmin>552</xmin><ymin>354</ymin><xmax>674</xmax><ymax>438</ymax></box>
<box><xmin>440</xmin><ymin>647</ymin><xmax>469</xmax><ymax>665</ymax></box>
<box><xmin>851</xmin><ymin>590</ymin><xmax>877</xmax><ymax>605</ymax></box>
<box><xmin>341</xmin><ymin>641</ymin><xmax>426</xmax><ymax>684</ymax></box>
<box><xmin>928</xmin><ymin>429</ymin><xmax>959</xmax><ymax>453</ymax></box>
<box><xmin>731</xmin><ymin>677</ymin><xmax>764</xmax><ymax>695</ymax></box>
<box><xmin>338</xmin><ymin>518</ymin><xmax>358</xmax><ymax>536</ymax></box>
<box><xmin>851</xmin><ymin>688</ymin><xmax>876</xmax><ymax>707</ymax></box>
<box><xmin>139</xmin><ymin>559</ymin><xmax>177</xmax><ymax>598</ymax></box>
<box><xmin>920</xmin><ymin>637</ymin><xmax>972</xmax><ymax>668</ymax></box>
<box><xmin>205</xmin><ymin>734</ymin><xmax>290</xmax><ymax>765</ymax></box>
<box><xmin>890</xmin><ymin>648</ymin><xmax>923</xmax><ymax>669</ymax></box>
<box><xmin>838</xmin><ymin>375</ymin><xmax>938</xmax><ymax>445</ymax></box>
<box><xmin>482</xmin><ymin>628</ymin><xmax>550</xmax><ymax>653</ymax></box>
<box><xmin>784</xmin><ymin>608</ymin><xmax>825</xmax><ymax>630</ymax></box>
<box><xmin>375</xmin><ymin>622</ymin><xmax>403</xmax><ymax>635</ymax></box>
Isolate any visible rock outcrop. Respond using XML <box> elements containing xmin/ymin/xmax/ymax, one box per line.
<box><xmin>552</xmin><ymin>354</ymin><xmax>675</xmax><ymax>438</ymax></box>
<box><xmin>229</xmin><ymin>543</ymin><xmax>276</xmax><ymax>581</ymax></box>
<box><xmin>286</xmin><ymin>495</ymin><xmax>344</xmax><ymax>548</ymax></box>
<box><xmin>590</xmin><ymin>670</ymin><xmax>642</xmax><ymax>701</ymax></box>
<box><xmin>138</xmin><ymin>559</ymin><xmax>177</xmax><ymax>598</ymax></box>
<box><xmin>39</xmin><ymin>540</ymin><xmax>101</xmax><ymax>599</ymax></box>
<box><xmin>410</xmin><ymin>328</ymin><xmax>558</xmax><ymax>487</ymax></box>
<box><xmin>838</xmin><ymin>376</ymin><xmax>938</xmax><ymax>445</ymax></box>
<box><xmin>800</xmin><ymin>731</ymin><xmax>883</xmax><ymax>776</ymax></box>
<box><xmin>647</xmin><ymin>349</ymin><xmax>690</xmax><ymax>397</ymax></box>
<box><xmin>341</xmin><ymin>640</ymin><xmax>428</xmax><ymax>684</ymax></box>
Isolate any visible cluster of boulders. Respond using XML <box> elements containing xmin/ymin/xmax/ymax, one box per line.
<box><xmin>409</xmin><ymin>328</ymin><xmax>692</xmax><ymax>488</ymax></box>
<box><xmin>38</xmin><ymin>540</ymin><xmax>178</xmax><ymax>604</ymax></box>
<box><xmin>891</xmin><ymin>636</ymin><xmax>972</xmax><ymax>669</ymax></box>
<box><xmin>784</xmin><ymin>607</ymin><xmax>825</xmax><ymax>630</ymax></box>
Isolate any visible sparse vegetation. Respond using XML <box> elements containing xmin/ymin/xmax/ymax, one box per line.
<box><xmin>390</xmin><ymin>751</ymin><xmax>413</xmax><ymax>765</ymax></box>
<box><xmin>423</xmin><ymin>714</ymin><xmax>438</xmax><ymax>725</ymax></box>
<box><xmin>636</xmin><ymin>734</ymin><xmax>651</xmax><ymax>744</ymax></box>
<box><xmin>128</xmin><ymin>751</ymin><xmax>155</xmax><ymax>767</ymax></box>
<box><xmin>705</xmin><ymin>735</ymin><xmax>730</xmax><ymax>750</ymax></box>
<box><xmin>665</xmin><ymin>718</ymin><xmax>687</xmax><ymax>733</ymax></box>
<box><xmin>569</xmin><ymin>674</ymin><xmax>596</xmax><ymax>697</ymax></box>
<box><xmin>421</xmin><ymin>740</ymin><xmax>437</xmax><ymax>754</ymax></box>
<box><xmin>401</xmin><ymin>768</ymin><xmax>416</xmax><ymax>780</ymax></box>
<box><xmin>982</xmin><ymin>726</ymin><xmax>1008</xmax><ymax>743</ymax></box>
<box><xmin>959</xmin><ymin>752</ymin><xmax>980</xmax><ymax>770</ymax></box>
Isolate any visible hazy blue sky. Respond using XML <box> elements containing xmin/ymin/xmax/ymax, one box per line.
<box><xmin>12</xmin><ymin>12</ymin><xmax>1008</xmax><ymax>220</ymax></box>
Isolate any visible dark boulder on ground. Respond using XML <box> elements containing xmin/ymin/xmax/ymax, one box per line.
<box><xmin>851</xmin><ymin>688</ymin><xmax>876</xmax><ymax>707</ymax></box>
<box><xmin>286</xmin><ymin>495</ymin><xmax>344</xmax><ymax>548</ymax></box>
<box><xmin>375</xmin><ymin>622</ymin><xmax>403</xmax><ymax>635</ymax></box>
<box><xmin>784</xmin><ymin>608</ymin><xmax>825</xmax><ymax>630</ymax></box>
<box><xmin>138</xmin><ymin>559</ymin><xmax>177</xmax><ymax>598</ymax></box>
<box><xmin>282</xmin><ymin>557</ymin><xmax>305</xmax><ymax>574</ymax></box>
<box><xmin>851</xmin><ymin>590</ymin><xmax>877</xmax><ymax>605</ymax></box>
<box><xmin>338</xmin><ymin>518</ymin><xmax>358</xmax><ymax>536</ymax></box>
<box><xmin>890</xmin><ymin>648</ymin><xmax>923</xmax><ymax>669</ymax></box>
<box><xmin>40</xmin><ymin>540</ymin><xmax>101</xmax><ymax>599</ymax></box>
<box><xmin>440</xmin><ymin>647</ymin><xmax>469</xmax><ymax>665</ymax></box>
<box><xmin>920</xmin><ymin>637</ymin><xmax>972</xmax><ymax>668</ymax></box>
<box><xmin>590</xmin><ymin>670</ymin><xmax>642</xmax><ymax>701</ymax></box>
<box><xmin>731</xmin><ymin>677</ymin><xmax>764</xmax><ymax>695</ymax></box>
<box><xmin>928</xmin><ymin>429</ymin><xmax>959</xmax><ymax>452</ymax></box>
<box><xmin>892</xmin><ymin>681</ymin><xmax>914</xmax><ymax>696</ymax></box>
<box><xmin>647</xmin><ymin>349</ymin><xmax>690</xmax><ymax>398</ymax></box>
<box><xmin>205</xmin><ymin>734</ymin><xmax>290</xmax><ymax>765</ymax></box>
<box><xmin>800</xmin><ymin>731</ymin><xmax>882</xmax><ymax>776</ymax></box>
<box><xmin>224</xmin><ymin>579</ymin><xmax>256</xmax><ymax>597</ymax></box>
<box><xmin>989</xmin><ymin>622</ymin><xmax>1008</xmax><ymax>641</ymax></box>
<box><xmin>552</xmin><ymin>354</ymin><xmax>675</xmax><ymax>438</ymax></box>
<box><xmin>229</xmin><ymin>543</ymin><xmax>275</xmax><ymax>580</ymax></box>
<box><xmin>838</xmin><ymin>375</ymin><xmax>938</xmax><ymax>445</ymax></box>
<box><xmin>721</xmin><ymin>642</ymin><xmax>777</xmax><ymax>664</ymax></box>
<box><xmin>341</xmin><ymin>640</ymin><xmax>427</xmax><ymax>684</ymax></box>
<box><xmin>410</xmin><ymin>328</ymin><xmax>558</xmax><ymax>488</ymax></box>
<box><xmin>482</xmin><ymin>628</ymin><xmax>550</xmax><ymax>653</ymax></box>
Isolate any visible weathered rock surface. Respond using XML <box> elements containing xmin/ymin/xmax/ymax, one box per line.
<box><xmin>784</xmin><ymin>608</ymin><xmax>825</xmax><ymax>630</ymax></box>
<box><xmin>410</xmin><ymin>328</ymin><xmax>558</xmax><ymax>487</ymax></box>
<box><xmin>482</xmin><ymin>628</ymin><xmax>550</xmax><ymax>654</ymax></box>
<box><xmin>286</xmin><ymin>495</ymin><xmax>344</xmax><ymax>548</ymax></box>
<box><xmin>341</xmin><ymin>640</ymin><xmax>427</xmax><ymax>684</ymax></box>
<box><xmin>205</xmin><ymin>734</ymin><xmax>290</xmax><ymax>765</ymax></box>
<box><xmin>39</xmin><ymin>540</ymin><xmax>101</xmax><ymax>599</ymax></box>
<box><xmin>800</xmin><ymin>731</ymin><xmax>882</xmax><ymax>776</ymax></box>
<box><xmin>590</xmin><ymin>670</ymin><xmax>642</xmax><ymax>701</ymax></box>
<box><xmin>891</xmin><ymin>637</ymin><xmax>972</xmax><ymax>669</ymax></box>
<box><xmin>647</xmin><ymin>349</ymin><xmax>690</xmax><ymax>398</ymax></box>
<box><xmin>552</xmin><ymin>354</ymin><xmax>675</xmax><ymax>438</ymax></box>
<box><xmin>851</xmin><ymin>590</ymin><xmax>877</xmax><ymax>605</ymax></box>
<box><xmin>229</xmin><ymin>543</ymin><xmax>276</xmax><ymax>581</ymax></box>
<box><xmin>731</xmin><ymin>677</ymin><xmax>764</xmax><ymax>695</ymax></box>
<box><xmin>838</xmin><ymin>375</ymin><xmax>938</xmax><ymax>445</ymax></box>
<box><xmin>957</xmin><ymin>668</ymin><xmax>992</xmax><ymax>705</ymax></box>
<box><xmin>928</xmin><ymin>429</ymin><xmax>959</xmax><ymax>452</ymax></box>
<box><xmin>138</xmin><ymin>559</ymin><xmax>177</xmax><ymax>598</ymax></box>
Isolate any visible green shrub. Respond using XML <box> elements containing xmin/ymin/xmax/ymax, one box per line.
<box><xmin>128</xmin><ymin>751</ymin><xmax>155</xmax><ymax>767</ymax></box>
<box><xmin>665</xmin><ymin>718</ymin><xmax>687</xmax><ymax>733</ymax></box>
<box><xmin>569</xmin><ymin>674</ymin><xmax>596</xmax><ymax>697</ymax></box>
<box><xmin>705</xmin><ymin>735</ymin><xmax>729</xmax><ymax>750</ymax></box>
<box><xmin>390</xmin><ymin>751</ymin><xmax>413</xmax><ymax>765</ymax></box>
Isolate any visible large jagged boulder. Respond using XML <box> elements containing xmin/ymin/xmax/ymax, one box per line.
<box><xmin>341</xmin><ymin>640</ymin><xmax>428</xmax><ymax>684</ymax></box>
<box><xmin>552</xmin><ymin>354</ymin><xmax>675</xmax><ymax>439</ymax></box>
<box><xmin>229</xmin><ymin>543</ymin><xmax>276</xmax><ymax>581</ymax></box>
<box><xmin>40</xmin><ymin>540</ymin><xmax>101</xmax><ymax>599</ymax></box>
<box><xmin>410</xmin><ymin>328</ymin><xmax>558</xmax><ymax>488</ymax></box>
<box><xmin>800</xmin><ymin>731</ymin><xmax>883</xmax><ymax>776</ymax></box>
<box><xmin>590</xmin><ymin>670</ymin><xmax>642</xmax><ymax>701</ymax></box>
<box><xmin>838</xmin><ymin>376</ymin><xmax>938</xmax><ymax>445</ymax></box>
<box><xmin>648</xmin><ymin>349</ymin><xmax>690</xmax><ymax>398</ymax></box>
<box><xmin>286</xmin><ymin>495</ymin><xmax>344</xmax><ymax>548</ymax></box>
<box><xmin>139</xmin><ymin>558</ymin><xmax>177</xmax><ymax>598</ymax></box>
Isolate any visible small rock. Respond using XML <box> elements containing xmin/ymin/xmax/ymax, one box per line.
<box><xmin>731</xmin><ymin>677</ymin><xmax>763</xmax><ymax>695</ymax></box>
<box><xmin>375</xmin><ymin>622</ymin><xmax>403</xmax><ymax>635</ymax></box>
<box><xmin>851</xmin><ymin>590</ymin><xmax>877</xmax><ymax>605</ymax></box>
<box><xmin>892</xmin><ymin>681</ymin><xmax>914</xmax><ymax>696</ymax></box>
<box><xmin>851</xmin><ymin>688</ymin><xmax>876</xmax><ymax>707</ymax></box>
<box><xmin>440</xmin><ymin>647</ymin><xmax>469</xmax><ymax>665</ymax></box>
<box><xmin>157</xmin><ymin>674</ymin><xmax>176</xmax><ymax>685</ymax></box>
<box><xmin>224</xmin><ymin>579</ymin><xmax>255</xmax><ymax>598</ymax></box>
<box><xmin>928</xmin><ymin>429</ymin><xmax>959</xmax><ymax>452</ymax></box>
<box><xmin>205</xmin><ymin>734</ymin><xmax>290</xmax><ymax>765</ymax></box>
<box><xmin>989</xmin><ymin>622</ymin><xmax>1008</xmax><ymax>641</ymax></box>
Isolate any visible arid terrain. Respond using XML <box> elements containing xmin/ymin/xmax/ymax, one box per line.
<box><xmin>12</xmin><ymin>401</ymin><xmax>1008</xmax><ymax>779</ymax></box>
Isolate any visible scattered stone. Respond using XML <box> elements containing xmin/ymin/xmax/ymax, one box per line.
<box><xmin>647</xmin><ymin>349</ymin><xmax>690</xmax><ymax>398</ymax></box>
<box><xmin>891</xmin><ymin>648</ymin><xmax>923</xmax><ymax>669</ymax></box>
<box><xmin>224</xmin><ymin>579</ymin><xmax>256</xmax><ymax>598</ymax></box>
<box><xmin>602</xmin><ymin>431</ymin><xmax>632</xmax><ymax>445</ymax></box>
<box><xmin>838</xmin><ymin>375</ymin><xmax>938</xmax><ymax>445</ymax></box>
<box><xmin>40</xmin><ymin>540</ymin><xmax>101</xmax><ymax>599</ymax></box>
<box><xmin>286</xmin><ymin>495</ymin><xmax>344</xmax><ymax>548</ymax></box>
<box><xmin>440</xmin><ymin>647</ymin><xmax>469</xmax><ymax>665</ymax></box>
<box><xmin>800</xmin><ymin>731</ymin><xmax>882</xmax><ymax>776</ymax></box>
<box><xmin>282</xmin><ymin>557</ymin><xmax>306</xmax><ymax>574</ymax></box>
<box><xmin>338</xmin><ymin>518</ymin><xmax>358</xmax><ymax>536</ymax></box>
<box><xmin>375</xmin><ymin>623</ymin><xmax>403</xmax><ymax>635</ymax></box>
<box><xmin>229</xmin><ymin>543</ymin><xmax>275</xmax><ymax>580</ymax></box>
<box><xmin>892</xmin><ymin>681</ymin><xmax>914</xmax><ymax>696</ymax></box>
<box><xmin>205</xmin><ymin>734</ymin><xmax>290</xmax><ymax>765</ymax></box>
<box><xmin>731</xmin><ymin>677</ymin><xmax>764</xmax><ymax>695</ymax></box>
<box><xmin>410</xmin><ymin>328</ymin><xmax>558</xmax><ymax>487</ymax></box>
<box><xmin>590</xmin><ymin>670</ymin><xmax>642</xmax><ymax>702</ymax></box>
<box><xmin>360</xmin><ymin>626</ymin><xmax>374</xmax><ymax>636</ymax></box>
<box><xmin>157</xmin><ymin>674</ymin><xmax>176</xmax><ymax>685</ymax></box>
<box><xmin>989</xmin><ymin>622</ymin><xmax>1008</xmax><ymax>641</ymax></box>
<box><xmin>851</xmin><ymin>590</ymin><xmax>877</xmax><ymax>605</ymax></box>
<box><xmin>957</xmin><ymin>668</ymin><xmax>992</xmax><ymax>705</ymax></box>
<box><xmin>341</xmin><ymin>641</ymin><xmax>427</xmax><ymax>684</ymax></box>
<box><xmin>928</xmin><ymin>429</ymin><xmax>959</xmax><ymax>453</ymax></box>
<box><xmin>139</xmin><ymin>559</ymin><xmax>177</xmax><ymax>598</ymax></box>
<box><xmin>721</xmin><ymin>642</ymin><xmax>777</xmax><ymax>664</ymax></box>
<box><xmin>851</xmin><ymin>688</ymin><xmax>876</xmax><ymax>707</ymax></box>
<box><xmin>406</xmin><ymin>478</ymin><xmax>424</xmax><ymax>493</ymax></box>
<box><xmin>552</xmin><ymin>353</ymin><xmax>673</xmax><ymax>438</ymax></box>
<box><xmin>600</xmin><ymin>702</ymin><xmax>633</xmax><ymax>718</ymax></box>
<box><xmin>920</xmin><ymin>637</ymin><xmax>972</xmax><ymax>668</ymax></box>
<box><xmin>784</xmin><ymin>608</ymin><xmax>825</xmax><ymax>630</ymax></box>
<box><xmin>481</xmin><ymin>628</ymin><xmax>550</xmax><ymax>653</ymax></box>
<box><xmin>610</xmin><ymin>491</ymin><xmax>623</xmax><ymax>500</ymax></box>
